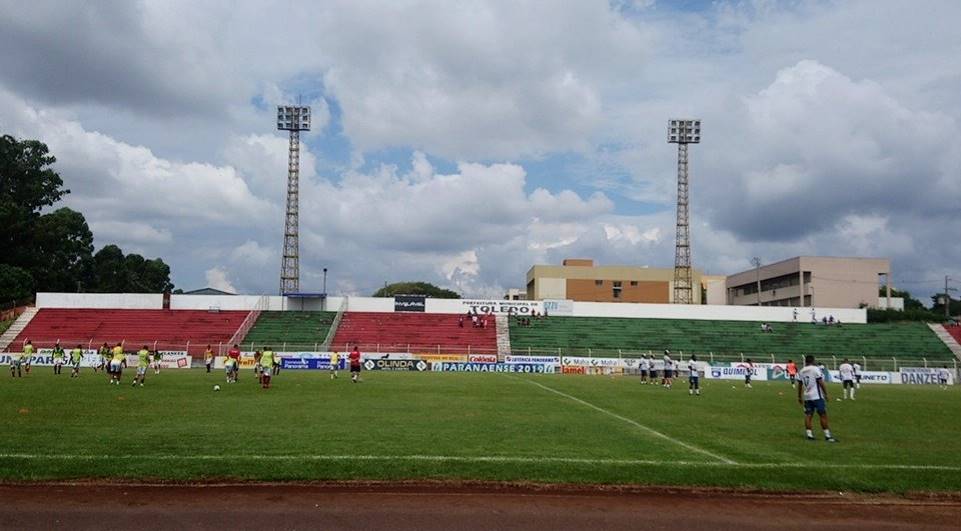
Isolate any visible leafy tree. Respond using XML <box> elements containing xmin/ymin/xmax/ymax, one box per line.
<box><xmin>0</xmin><ymin>264</ymin><xmax>34</xmax><ymax>303</ymax></box>
<box><xmin>373</xmin><ymin>281</ymin><xmax>460</xmax><ymax>299</ymax></box>
<box><xmin>91</xmin><ymin>245</ymin><xmax>173</xmax><ymax>293</ymax></box>
<box><xmin>31</xmin><ymin>207</ymin><xmax>94</xmax><ymax>292</ymax></box>
<box><xmin>931</xmin><ymin>294</ymin><xmax>961</xmax><ymax>318</ymax></box>
<box><xmin>878</xmin><ymin>287</ymin><xmax>926</xmax><ymax>311</ymax></box>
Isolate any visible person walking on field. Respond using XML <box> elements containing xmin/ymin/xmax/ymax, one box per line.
<box><xmin>260</xmin><ymin>347</ymin><xmax>275</xmax><ymax>389</ymax></box>
<box><xmin>786</xmin><ymin>359</ymin><xmax>798</xmax><ymax>389</ymax></box>
<box><xmin>639</xmin><ymin>355</ymin><xmax>650</xmax><ymax>384</ymax></box>
<box><xmin>744</xmin><ymin>358</ymin><xmax>754</xmax><ymax>389</ymax></box>
<box><xmin>662</xmin><ymin>350</ymin><xmax>673</xmax><ymax>389</ymax></box>
<box><xmin>109</xmin><ymin>343</ymin><xmax>125</xmax><ymax>385</ymax></box>
<box><xmin>227</xmin><ymin>344</ymin><xmax>242</xmax><ymax>382</ymax></box>
<box><xmin>11</xmin><ymin>340</ymin><xmax>32</xmax><ymax>377</ymax></box>
<box><xmin>688</xmin><ymin>355</ymin><xmax>700</xmax><ymax>396</ymax></box>
<box><xmin>52</xmin><ymin>341</ymin><xmax>65</xmax><ymax>375</ymax></box>
<box><xmin>349</xmin><ymin>346</ymin><xmax>362</xmax><ymax>383</ymax></box>
<box><xmin>330</xmin><ymin>351</ymin><xmax>340</xmax><ymax>380</ymax></box>
<box><xmin>204</xmin><ymin>346</ymin><xmax>214</xmax><ymax>374</ymax></box>
<box><xmin>70</xmin><ymin>345</ymin><xmax>84</xmax><ymax>378</ymax></box>
<box><xmin>798</xmin><ymin>355</ymin><xmax>838</xmax><ymax>443</ymax></box>
<box><xmin>133</xmin><ymin>346</ymin><xmax>150</xmax><ymax>387</ymax></box>
<box><xmin>839</xmin><ymin>359</ymin><xmax>856</xmax><ymax>400</ymax></box>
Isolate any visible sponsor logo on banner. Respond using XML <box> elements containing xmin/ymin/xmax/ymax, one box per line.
<box><xmin>468</xmin><ymin>354</ymin><xmax>498</xmax><ymax>364</ymax></box>
<box><xmin>504</xmin><ymin>355</ymin><xmax>561</xmax><ymax>366</ymax></box>
<box><xmin>394</xmin><ymin>295</ymin><xmax>426</xmax><ymax>312</ymax></box>
<box><xmin>417</xmin><ymin>354</ymin><xmax>468</xmax><ymax>363</ymax></box>
<box><xmin>431</xmin><ymin>362</ymin><xmax>555</xmax><ymax>373</ymax></box>
<box><xmin>561</xmin><ymin>356</ymin><xmax>634</xmax><ymax>368</ymax></box>
<box><xmin>707</xmin><ymin>365</ymin><xmax>769</xmax><ymax>381</ymax></box>
<box><xmin>281</xmin><ymin>357</ymin><xmax>345</xmax><ymax>370</ymax></box>
<box><xmin>363</xmin><ymin>359</ymin><xmax>428</xmax><ymax>371</ymax></box>
<box><xmin>361</xmin><ymin>353</ymin><xmax>416</xmax><ymax>361</ymax></box>
<box><xmin>899</xmin><ymin>367</ymin><xmax>954</xmax><ymax>385</ymax></box>
<box><xmin>461</xmin><ymin>299</ymin><xmax>542</xmax><ymax>315</ymax></box>
<box><xmin>562</xmin><ymin>366</ymin><xmax>586</xmax><ymax>374</ymax></box>
<box><xmin>542</xmin><ymin>299</ymin><xmax>573</xmax><ymax>316</ymax></box>
<box><xmin>828</xmin><ymin>370</ymin><xmax>892</xmax><ymax>384</ymax></box>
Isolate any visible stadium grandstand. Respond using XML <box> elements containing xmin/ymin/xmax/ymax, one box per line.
<box><xmin>508</xmin><ymin>315</ymin><xmax>955</xmax><ymax>366</ymax></box>
<box><xmin>331</xmin><ymin>311</ymin><xmax>497</xmax><ymax>354</ymax></box>
<box><xmin>5</xmin><ymin>309</ymin><xmax>247</xmax><ymax>355</ymax></box>
<box><xmin>239</xmin><ymin>311</ymin><xmax>336</xmax><ymax>349</ymax></box>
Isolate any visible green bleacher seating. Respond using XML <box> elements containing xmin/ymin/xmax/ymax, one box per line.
<box><xmin>241</xmin><ymin>311</ymin><xmax>336</xmax><ymax>349</ymax></box>
<box><xmin>508</xmin><ymin>316</ymin><xmax>954</xmax><ymax>363</ymax></box>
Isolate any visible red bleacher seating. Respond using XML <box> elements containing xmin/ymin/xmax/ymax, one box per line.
<box><xmin>331</xmin><ymin>312</ymin><xmax>496</xmax><ymax>355</ymax></box>
<box><xmin>8</xmin><ymin>309</ymin><xmax>248</xmax><ymax>355</ymax></box>
<box><xmin>945</xmin><ymin>324</ymin><xmax>961</xmax><ymax>345</ymax></box>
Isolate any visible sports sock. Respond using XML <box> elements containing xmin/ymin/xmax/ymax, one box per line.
<box><xmin>806</xmin><ymin>429</ymin><xmax>814</xmax><ymax>438</ymax></box>
<box><xmin>850</xmin><ymin>388</ymin><xmax>855</xmax><ymax>399</ymax></box>
<box><xmin>824</xmin><ymin>429</ymin><xmax>832</xmax><ymax>439</ymax></box>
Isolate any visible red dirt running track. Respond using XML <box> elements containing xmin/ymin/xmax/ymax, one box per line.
<box><xmin>1</xmin><ymin>482</ymin><xmax>959</xmax><ymax>530</ymax></box>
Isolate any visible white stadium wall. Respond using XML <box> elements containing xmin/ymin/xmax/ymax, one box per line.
<box><xmin>34</xmin><ymin>293</ymin><xmax>866</xmax><ymax>323</ymax></box>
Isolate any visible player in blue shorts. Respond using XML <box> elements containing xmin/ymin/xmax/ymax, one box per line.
<box><xmin>797</xmin><ymin>355</ymin><xmax>837</xmax><ymax>443</ymax></box>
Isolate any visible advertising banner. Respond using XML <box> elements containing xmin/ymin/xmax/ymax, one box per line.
<box><xmin>467</xmin><ymin>354</ymin><xmax>498</xmax><ymax>364</ymax></box>
<box><xmin>361</xmin><ymin>353</ymin><xmax>416</xmax><ymax>361</ymax></box>
<box><xmin>561</xmin><ymin>356</ymin><xmax>637</xmax><ymax>369</ymax></box>
<box><xmin>899</xmin><ymin>367</ymin><xmax>955</xmax><ymax>385</ymax></box>
<box><xmin>394</xmin><ymin>295</ymin><xmax>426</xmax><ymax>312</ymax></box>
<box><xmin>280</xmin><ymin>354</ymin><xmax>346</xmax><ymax>370</ymax></box>
<box><xmin>431</xmin><ymin>362</ymin><xmax>555</xmax><ymax>373</ymax></box>
<box><xmin>363</xmin><ymin>358</ymin><xmax>428</xmax><ymax>371</ymax></box>
<box><xmin>157</xmin><ymin>352</ymin><xmax>192</xmax><ymax>369</ymax></box>
<box><xmin>417</xmin><ymin>354</ymin><xmax>468</xmax><ymax>363</ymax></box>
<box><xmin>706</xmin><ymin>365</ymin><xmax>769</xmax><ymax>381</ymax></box>
<box><xmin>460</xmin><ymin>299</ymin><xmax>543</xmax><ymax>315</ymax></box>
<box><xmin>562</xmin><ymin>366</ymin><xmax>586</xmax><ymax>374</ymax></box>
<box><xmin>542</xmin><ymin>299</ymin><xmax>573</xmax><ymax>316</ymax></box>
<box><xmin>827</xmin><ymin>370</ymin><xmax>894</xmax><ymax>384</ymax></box>
<box><xmin>504</xmin><ymin>355</ymin><xmax>561</xmax><ymax>366</ymax></box>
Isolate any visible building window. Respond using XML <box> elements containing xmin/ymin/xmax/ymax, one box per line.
<box><xmin>612</xmin><ymin>288</ymin><xmax>621</xmax><ymax>299</ymax></box>
<box><xmin>595</xmin><ymin>280</ymin><xmax>603</xmax><ymax>286</ymax></box>
<box><xmin>630</xmin><ymin>281</ymin><xmax>638</xmax><ymax>286</ymax></box>
<box><xmin>613</xmin><ymin>281</ymin><xmax>622</xmax><ymax>287</ymax></box>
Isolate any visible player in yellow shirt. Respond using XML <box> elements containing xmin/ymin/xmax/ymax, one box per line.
<box><xmin>203</xmin><ymin>346</ymin><xmax>214</xmax><ymax>374</ymax></box>
<box><xmin>70</xmin><ymin>345</ymin><xmax>84</xmax><ymax>378</ymax></box>
<box><xmin>330</xmin><ymin>352</ymin><xmax>339</xmax><ymax>380</ymax></box>
<box><xmin>52</xmin><ymin>341</ymin><xmax>65</xmax><ymax>375</ymax></box>
<box><xmin>260</xmin><ymin>348</ymin><xmax>275</xmax><ymax>389</ymax></box>
<box><xmin>11</xmin><ymin>340</ymin><xmax>32</xmax><ymax>377</ymax></box>
<box><xmin>132</xmin><ymin>346</ymin><xmax>150</xmax><ymax>387</ymax></box>
<box><xmin>109</xmin><ymin>343</ymin><xmax>125</xmax><ymax>385</ymax></box>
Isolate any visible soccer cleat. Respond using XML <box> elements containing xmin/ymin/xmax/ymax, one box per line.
<box><xmin>806</xmin><ymin>435</ymin><xmax>816</xmax><ymax>441</ymax></box>
<box><xmin>826</xmin><ymin>437</ymin><xmax>838</xmax><ymax>443</ymax></box>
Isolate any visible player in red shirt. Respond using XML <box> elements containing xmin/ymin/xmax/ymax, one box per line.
<box><xmin>227</xmin><ymin>344</ymin><xmax>242</xmax><ymax>382</ymax></box>
<box><xmin>786</xmin><ymin>359</ymin><xmax>799</xmax><ymax>389</ymax></box>
<box><xmin>349</xmin><ymin>346</ymin><xmax>362</xmax><ymax>383</ymax></box>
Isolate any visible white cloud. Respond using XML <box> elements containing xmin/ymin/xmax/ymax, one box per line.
<box><xmin>204</xmin><ymin>267</ymin><xmax>236</xmax><ymax>294</ymax></box>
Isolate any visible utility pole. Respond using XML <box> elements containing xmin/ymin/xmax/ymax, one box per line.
<box><xmin>751</xmin><ymin>257</ymin><xmax>762</xmax><ymax>306</ymax></box>
<box><xmin>945</xmin><ymin>276</ymin><xmax>957</xmax><ymax>319</ymax></box>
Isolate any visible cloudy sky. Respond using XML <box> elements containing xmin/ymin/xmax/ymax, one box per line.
<box><xmin>1</xmin><ymin>0</ymin><xmax>959</xmax><ymax>300</ymax></box>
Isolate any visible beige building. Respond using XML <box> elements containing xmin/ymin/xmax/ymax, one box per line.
<box><xmin>526</xmin><ymin>259</ymin><xmax>705</xmax><ymax>303</ymax></box>
<box><xmin>724</xmin><ymin>256</ymin><xmax>892</xmax><ymax>309</ymax></box>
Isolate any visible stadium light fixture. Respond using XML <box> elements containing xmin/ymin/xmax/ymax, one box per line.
<box><xmin>277</xmin><ymin>105</ymin><xmax>311</xmax><ymax>295</ymax></box>
<box><xmin>668</xmin><ymin>119</ymin><xmax>701</xmax><ymax>304</ymax></box>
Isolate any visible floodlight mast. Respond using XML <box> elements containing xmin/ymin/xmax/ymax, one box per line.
<box><xmin>667</xmin><ymin>119</ymin><xmax>701</xmax><ymax>304</ymax></box>
<box><xmin>276</xmin><ymin>105</ymin><xmax>311</xmax><ymax>295</ymax></box>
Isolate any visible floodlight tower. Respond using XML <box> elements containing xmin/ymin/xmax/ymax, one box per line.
<box><xmin>276</xmin><ymin>105</ymin><xmax>311</xmax><ymax>294</ymax></box>
<box><xmin>667</xmin><ymin>119</ymin><xmax>701</xmax><ymax>304</ymax></box>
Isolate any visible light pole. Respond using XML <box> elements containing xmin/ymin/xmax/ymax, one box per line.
<box><xmin>323</xmin><ymin>268</ymin><xmax>328</xmax><ymax>295</ymax></box>
<box><xmin>668</xmin><ymin>119</ymin><xmax>701</xmax><ymax>304</ymax></box>
<box><xmin>751</xmin><ymin>257</ymin><xmax>761</xmax><ymax>306</ymax></box>
<box><xmin>276</xmin><ymin>104</ymin><xmax>311</xmax><ymax>295</ymax></box>
<box><xmin>945</xmin><ymin>276</ymin><xmax>957</xmax><ymax>319</ymax></box>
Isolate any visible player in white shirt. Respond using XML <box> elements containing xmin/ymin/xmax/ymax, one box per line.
<box><xmin>940</xmin><ymin>365</ymin><xmax>951</xmax><ymax>390</ymax></box>
<box><xmin>687</xmin><ymin>355</ymin><xmax>700</xmax><ymax>396</ymax></box>
<box><xmin>838</xmin><ymin>359</ymin><xmax>856</xmax><ymax>400</ymax></box>
<box><xmin>662</xmin><ymin>350</ymin><xmax>673</xmax><ymax>389</ymax></box>
<box><xmin>797</xmin><ymin>355</ymin><xmax>837</xmax><ymax>443</ymax></box>
<box><xmin>639</xmin><ymin>356</ymin><xmax>650</xmax><ymax>384</ymax></box>
<box><xmin>852</xmin><ymin>361</ymin><xmax>862</xmax><ymax>389</ymax></box>
<box><xmin>743</xmin><ymin>358</ymin><xmax>754</xmax><ymax>389</ymax></box>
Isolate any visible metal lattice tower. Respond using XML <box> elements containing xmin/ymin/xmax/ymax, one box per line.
<box><xmin>277</xmin><ymin>105</ymin><xmax>311</xmax><ymax>294</ymax></box>
<box><xmin>668</xmin><ymin>119</ymin><xmax>701</xmax><ymax>304</ymax></box>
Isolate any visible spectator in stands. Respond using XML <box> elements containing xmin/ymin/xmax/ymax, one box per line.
<box><xmin>822</xmin><ymin>317</ymin><xmax>828</xmax><ymax>325</ymax></box>
<box><xmin>458</xmin><ymin>316</ymin><xmax>464</xmax><ymax>328</ymax></box>
<box><xmin>828</xmin><ymin>315</ymin><xmax>835</xmax><ymax>325</ymax></box>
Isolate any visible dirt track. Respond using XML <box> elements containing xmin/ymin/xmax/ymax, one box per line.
<box><xmin>1</xmin><ymin>483</ymin><xmax>959</xmax><ymax>530</ymax></box>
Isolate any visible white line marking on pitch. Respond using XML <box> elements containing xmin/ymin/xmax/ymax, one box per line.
<box><xmin>0</xmin><ymin>454</ymin><xmax>958</xmax><ymax>471</ymax></box>
<box><xmin>518</xmin><ymin>378</ymin><xmax>737</xmax><ymax>465</ymax></box>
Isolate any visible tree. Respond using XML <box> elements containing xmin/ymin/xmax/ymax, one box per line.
<box><xmin>0</xmin><ymin>264</ymin><xmax>34</xmax><ymax>303</ymax></box>
<box><xmin>31</xmin><ymin>207</ymin><xmax>94</xmax><ymax>292</ymax></box>
<box><xmin>373</xmin><ymin>282</ymin><xmax>461</xmax><ymax>299</ymax></box>
<box><xmin>91</xmin><ymin>245</ymin><xmax>173</xmax><ymax>293</ymax></box>
<box><xmin>878</xmin><ymin>287</ymin><xmax>926</xmax><ymax>311</ymax></box>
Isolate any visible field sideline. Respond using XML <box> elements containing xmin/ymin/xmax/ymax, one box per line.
<box><xmin>1</xmin><ymin>368</ymin><xmax>959</xmax><ymax>493</ymax></box>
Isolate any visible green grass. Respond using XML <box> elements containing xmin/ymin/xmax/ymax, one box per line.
<box><xmin>1</xmin><ymin>369</ymin><xmax>959</xmax><ymax>492</ymax></box>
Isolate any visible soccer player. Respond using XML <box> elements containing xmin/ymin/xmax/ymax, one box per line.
<box><xmin>797</xmin><ymin>355</ymin><xmax>837</xmax><ymax>442</ymax></box>
<box><xmin>639</xmin><ymin>355</ymin><xmax>649</xmax><ymax>384</ymax></box>
<box><xmin>70</xmin><ymin>344</ymin><xmax>83</xmax><ymax>378</ymax></box>
<box><xmin>648</xmin><ymin>354</ymin><xmax>657</xmax><ymax>383</ymax></box>
<box><xmin>688</xmin><ymin>355</ymin><xmax>700</xmax><ymax>396</ymax></box>
<box><xmin>330</xmin><ymin>351</ymin><xmax>339</xmax><ymax>380</ymax></box>
<box><xmin>52</xmin><ymin>341</ymin><xmax>65</xmax><ymax>375</ymax></box>
<box><xmin>110</xmin><ymin>343</ymin><xmax>125</xmax><ymax>385</ymax></box>
<box><xmin>11</xmin><ymin>340</ymin><xmax>31</xmax><ymax>377</ymax></box>
<box><xmin>133</xmin><ymin>345</ymin><xmax>150</xmax><ymax>387</ymax></box>
<box><xmin>260</xmin><ymin>347</ymin><xmax>274</xmax><ymax>389</ymax></box>
<box><xmin>204</xmin><ymin>346</ymin><xmax>214</xmax><ymax>374</ymax></box>
<box><xmin>349</xmin><ymin>346</ymin><xmax>362</xmax><ymax>383</ymax></box>
<box><xmin>744</xmin><ymin>358</ymin><xmax>754</xmax><ymax>389</ymax></box>
<box><xmin>839</xmin><ymin>358</ymin><xmax>856</xmax><ymax>400</ymax></box>
<box><xmin>152</xmin><ymin>349</ymin><xmax>162</xmax><ymax>375</ymax></box>
<box><xmin>662</xmin><ymin>350</ymin><xmax>673</xmax><ymax>388</ymax></box>
<box><xmin>97</xmin><ymin>342</ymin><xmax>109</xmax><ymax>374</ymax></box>
<box><xmin>253</xmin><ymin>350</ymin><xmax>263</xmax><ymax>382</ymax></box>
<box><xmin>786</xmin><ymin>359</ymin><xmax>798</xmax><ymax>389</ymax></box>
<box><xmin>939</xmin><ymin>365</ymin><xmax>951</xmax><ymax>390</ymax></box>
<box><xmin>853</xmin><ymin>361</ymin><xmax>862</xmax><ymax>389</ymax></box>
<box><xmin>227</xmin><ymin>344</ymin><xmax>241</xmax><ymax>382</ymax></box>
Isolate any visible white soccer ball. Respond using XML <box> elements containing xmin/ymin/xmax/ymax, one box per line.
<box><xmin>213</xmin><ymin>385</ymin><xmax>221</xmax><ymax>391</ymax></box>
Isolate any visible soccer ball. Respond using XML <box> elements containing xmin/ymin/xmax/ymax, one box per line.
<box><xmin>213</xmin><ymin>385</ymin><xmax>221</xmax><ymax>392</ymax></box>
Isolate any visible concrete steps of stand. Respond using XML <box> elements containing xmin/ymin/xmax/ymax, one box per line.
<box><xmin>928</xmin><ymin>323</ymin><xmax>961</xmax><ymax>360</ymax></box>
<box><xmin>495</xmin><ymin>315</ymin><xmax>511</xmax><ymax>359</ymax></box>
<box><xmin>0</xmin><ymin>307</ymin><xmax>39</xmax><ymax>352</ymax></box>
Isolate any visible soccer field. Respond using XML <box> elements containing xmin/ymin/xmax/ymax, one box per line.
<box><xmin>1</xmin><ymin>368</ymin><xmax>959</xmax><ymax>493</ymax></box>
